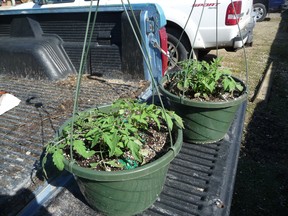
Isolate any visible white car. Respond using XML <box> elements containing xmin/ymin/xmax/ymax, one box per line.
<box><xmin>103</xmin><ymin>0</ymin><xmax>255</xmax><ymax>69</ymax></box>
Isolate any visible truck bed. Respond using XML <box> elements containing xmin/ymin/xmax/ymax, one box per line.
<box><xmin>0</xmin><ymin>75</ymin><xmax>150</xmax><ymax>215</ymax></box>
<box><xmin>0</xmin><ymin>75</ymin><xmax>246</xmax><ymax>216</ymax></box>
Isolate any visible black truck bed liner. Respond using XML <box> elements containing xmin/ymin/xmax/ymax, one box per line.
<box><xmin>0</xmin><ymin>75</ymin><xmax>149</xmax><ymax>216</ymax></box>
<box><xmin>0</xmin><ymin>10</ymin><xmax>146</xmax><ymax>81</ymax></box>
<box><xmin>0</xmin><ymin>76</ymin><xmax>246</xmax><ymax>216</ymax></box>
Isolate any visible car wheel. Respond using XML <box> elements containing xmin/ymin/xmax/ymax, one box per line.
<box><xmin>253</xmin><ymin>3</ymin><xmax>267</xmax><ymax>22</ymax></box>
<box><xmin>167</xmin><ymin>32</ymin><xmax>188</xmax><ymax>70</ymax></box>
<box><xmin>198</xmin><ymin>49</ymin><xmax>210</xmax><ymax>59</ymax></box>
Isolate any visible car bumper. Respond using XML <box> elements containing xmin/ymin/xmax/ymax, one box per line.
<box><xmin>233</xmin><ymin>16</ymin><xmax>256</xmax><ymax>49</ymax></box>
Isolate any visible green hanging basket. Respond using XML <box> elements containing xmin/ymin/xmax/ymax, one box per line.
<box><xmin>59</xmin><ymin>105</ymin><xmax>183</xmax><ymax>216</ymax></box>
<box><xmin>159</xmin><ymin>75</ymin><xmax>247</xmax><ymax>144</ymax></box>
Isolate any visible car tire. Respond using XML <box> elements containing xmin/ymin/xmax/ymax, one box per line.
<box><xmin>253</xmin><ymin>3</ymin><xmax>267</xmax><ymax>22</ymax></box>
<box><xmin>198</xmin><ymin>49</ymin><xmax>210</xmax><ymax>59</ymax></box>
<box><xmin>167</xmin><ymin>31</ymin><xmax>188</xmax><ymax>70</ymax></box>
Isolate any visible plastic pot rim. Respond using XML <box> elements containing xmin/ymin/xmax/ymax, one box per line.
<box><xmin>159</xmin><ymin>74</ymin><xmax>248</xmax><ymax>108</ymax></box>
<box><xmin>59</xmin><ymin>104</ymin><xmax>183</xmax><ymax>181</ymax></box>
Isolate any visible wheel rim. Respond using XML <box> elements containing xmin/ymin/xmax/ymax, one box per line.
<box><xmin>253</xmin><ymin>7</ymin><xmax>264</xmax><ymax>21</ymax></box>
<box><xmin>167</xmin><ymin>41</ymin><xmax>179</xmax><ymax>70</ymax></box>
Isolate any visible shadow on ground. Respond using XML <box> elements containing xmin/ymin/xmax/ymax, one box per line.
<box><xmin>0</xmin><ymin>188</ymin><xmax>51</xmax><ymax>216</ymax></box>
<box><xmin>231</xmin><ymin>11</ymin><xmax>288</xmax><ymax>216</ymax></box>
<box><xmin>0</xmin><ymin>169</ymin><xmax>93</xmax><ymax>216</ymax></box>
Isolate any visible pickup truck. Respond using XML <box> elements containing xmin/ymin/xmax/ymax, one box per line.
<box><xmin>3</xmin><ymin>0</ymin><xmax>256</xmax><ymax>70</ymax></box>
<box><xmin>0</xmin><ymin>1</ymin><xmax>168</xmax><ymax>84</ymax></box>
<box><xmin>0</xmin><ymin>2</ymin><xmax>168</xmax><ymax>215</ymax></box>
<box><xmin>0</xmin><ymin>1</ymin><xmax>246</xmax><ymax>216</ymax></box>
<box><xmin>253</xmin><ymin>0</ymin><xmax>288</xmax><ymax>21</ymax></box>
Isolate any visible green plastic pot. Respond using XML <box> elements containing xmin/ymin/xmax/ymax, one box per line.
<box><xmin>59</xmin><ymin>104</ymin><xmax>183</xmax><ymax>216</ymax></box>
<box><xmin>159</xmin><ymin>75</ymin><xmax>247</xmax><ymax>144</ymax></box>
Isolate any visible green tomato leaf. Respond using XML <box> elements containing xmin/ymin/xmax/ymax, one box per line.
<box><xmin>132</xmin><ymin>114</ymin><xmax>147</xmax><ymax>126</ymax></box>
<box><xmin>118</xmin><ymin>142</ymin><xmax>124</xmax><ymax>148</ymax></box>
<box><xmin>127</xmin><ymin>140</ymin><xmax>141</xmax><ymax>162</ymax></box>
<box><xmin>106</xmin><ymin>160</ymin><xmax>124</xmax><ymax>168</ymax></box>
<box><xmin>236</xmin><ymin>83</ymin><xmax>244</xmax><ymax>92</ymax></box>
<box><xmin>91</xmin><ymin>133</ymin><xmax>100</xmax><ymax>148</ymax></box>
<box><xmin>203</xmin><ymin>93</ymin><xmax>209</xmax><ymax>101</ymax></box>
<box><xmin>85</xmin><ymin>150</ymin><xmax>96</xmax><ymax>158</ymax></box>
<box><xmin>177</xmin><ymin>82</ymin><xmax>185</xmax><ymax>91</ymax></box>
<box><xmin>114</xmin><ymin>147</ymin><xmax>124</xmax><ymax>157</ymax></box>
<box><xmin>222</xmin><ymin>68</ymin><xmax>231</xmax><ymax>75</ymax></box>
<box><xmin>150</xmin><ymin>113</ymin><xmax>161</xmax><ymax>129</ymax></box>
<box><xmin>118</xmin><ymin>109</ymin><xmax>125</xmax><ymax>115</ymax></box>
<box><xmin>162</xmin><ymin>111</ymin><xmax>173</xmax><ymax>131</ymax></box>
<box><xmin>184</xmin><ymin>79</ymin><xmax>190</xmax><ymax>88</ymax></box>
<box><xmin>223</xmin><ymin>78</ymin><xmax>230</xmax><ymax>91</ymax></box>
<box><xmin>73</xmin><ymin>140</ymin><xmax>86</xmax><ymax>156</ymax></box>
<box><xmin>202</xmin><ymin>80</ymin><xmax>215</xmax><ymax>93</ymax></box>
<box><xmin>103</xmin><ymin>132</ymin><xmax>116</xmax><ymax>157</ymax></box>
<box><xmin>133</xmin><ymin>139</ymin><xmax>143</xmax><ymax>146</ymax></box>
<box><xmin>73</xmin><ymin>140</ymin><xmax>95</xmax><ymax>159</ymax></box>
<box><xmin>52</xmin><ymin>149</ymin><xmax>64</xmax><ymax>171</ymax></box>
<box><xmin>228</xmin><ymin>80</ymin><xmax>236</xmax><ymax>92</ymax></box>
<box><xmin>90</xmin><ymin>162</ymin><xmax>100</xmax><ymax>168</ymax></box>
<box><xmin>171</xmin><ymin>112</ymin><xmax>184</xmax><ymax>129</ymax></box>
<box><xmin>85</xmin><ymin>128</ymin><xmax>98</xmax><ymax>137</ymax></box>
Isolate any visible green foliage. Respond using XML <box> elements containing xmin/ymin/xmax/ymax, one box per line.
<box><xmin>167</xmin><ymin>57</ymin><xmax>244</xmax><ymax>100</ymax></box>
<box><xmin>43</xmin><ymin>99</ymin><xmax>183</xmax><ymax>173</ymax></box>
